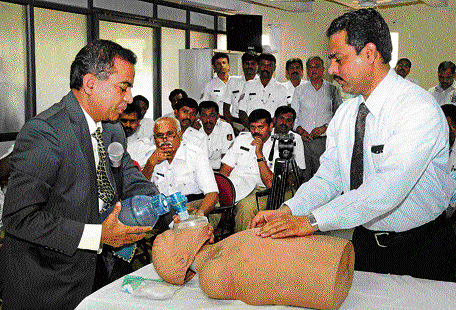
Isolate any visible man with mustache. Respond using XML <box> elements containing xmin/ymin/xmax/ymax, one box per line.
<box><xmin>394</xmin><ymin>58</ymin><xmax>420</xmax><ymax>86</ymax></box>
<box><xmin>428</xmin><ymin>61</ymin><xmax>456</xmax><ymax>106</ymax></box>
<box><xmin>198</xmin><ymin>101</ymin><xmax>234</xmax><ymax>170</ymax></box>
<box><xmin>223</xmin><ymin>51</ymin><xmax>259</xmax><ymax>131</ymax></box>
<box><xmin>1</xmin><ymin>40</ymin><xmax>163</xmax><ymax>309</ymax></box>
<box><xmin>119</xmin><ymin>101</ymin><xmax>142</xmax><ymax>139</ymax></box>
<box><xmin>251</xmin><ymin>9</ymin><xmax>456</xmax><ymax>282</ymax></box>
<box><xmin>282</xmin><ymin>58</ymin><xmax>305</xmax><ymax>105</ymax></box>
<box><xmin>291</xmin><ymin>56</ymin><xmax>342</xmax><ymax>180</ymax></box>
<box><xmin>238</xmin><ymin>53</ymin><xmax>287</xmax><ymax>129</ymax></box>
<box><xmin>220</xmin><ymin>109</ymin><xmax>290</xmax><ymax>232</ymax></box>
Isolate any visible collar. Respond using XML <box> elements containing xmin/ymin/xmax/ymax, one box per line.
<box><xmin>80</xmin><ymin>103</ymin><xmax>102</xmax><ymax>134</ymax></box>
<box><xmin>436</xmin><ymin>81</ymin><xmax>456</xmax><ymax>92</ymax></box>
<box><xmin>363</xmin><ymin>69</ymin><xmax>398</xmax><ymax>119</ymax></box>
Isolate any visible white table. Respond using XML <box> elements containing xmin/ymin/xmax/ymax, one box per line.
<box><xmin>76</xmin><ymin>263</ymin><xmax>456</xmax><ymax>310</ymax></box>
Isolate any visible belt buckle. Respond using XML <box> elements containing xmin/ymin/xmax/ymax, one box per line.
<box><xmin>374</xmin><ymin>232</ymin><xmax>389</xmax><ymax>248</ymax></box>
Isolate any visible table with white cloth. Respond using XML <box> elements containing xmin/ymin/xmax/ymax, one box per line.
<box><xmin>76</xmin><ymin>262</ymin><xmax>456</xmax><ymax>310</ymax></box>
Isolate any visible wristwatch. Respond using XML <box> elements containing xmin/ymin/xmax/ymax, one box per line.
<box><xmin>257</xmin><ymin>157</ymin><xmax>266</xmax><ymax>162</ymax></box>
<box><xmin>307</xmin><ymin>213</ymin><xmax>319</xmax><ymax>231</ymax></box>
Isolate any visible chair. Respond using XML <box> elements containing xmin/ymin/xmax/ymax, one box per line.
<box><xmin>210</xmin><ymin>172</ymin><xmax>237</xmax><ymax>241</ymax></box>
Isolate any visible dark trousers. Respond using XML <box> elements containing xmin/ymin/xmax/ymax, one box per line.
<box><xmin>353</xmin><ymin>212</ymin><xmax>456</xmax><ymax>282</ymax></box>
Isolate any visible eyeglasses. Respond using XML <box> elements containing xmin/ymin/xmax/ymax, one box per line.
<box><xmin>154</xmin><ymin>131</ymin><xmax>177</xmax><ymax>141</ymax></box>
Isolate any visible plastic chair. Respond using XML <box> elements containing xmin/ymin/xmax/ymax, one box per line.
<box><xmin>210</xmin><ymin>172</ymin><xmax>237</xmax><ymax>241</ymax></box>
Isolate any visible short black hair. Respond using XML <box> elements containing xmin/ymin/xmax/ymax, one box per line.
<box><xmin>257</xmin><ymin>53</ymin><xmax>276</xmax><ymax>64</ymax></box>
<box><xmin>133</xmin><ymin>95</ymin><xmax>149</xmax><ymax>109</ymax></box>
<box><xmin>169</xmin><ymin>89</ymin><xmax>188</xmax><ymax>102</ymax></box>
<box><xmin>70</xmin><ymin>39</ymin><xmax>137</xmax><ymax>90</ymax></box>
<box><xmin>242</xmin><ymin>51</ymin><xmax>258</xmax><ymax>64</ymax></box>
<box><xmin>326</xmin><ymin>8</ymin><xmax>392</xmax><ymax>64</ymax></box>
<box><xmin>396</xmin><ymin>58</ymin><xmax>411</xmax><ymax>68</ymax></box>
<box><xmin>212</xmin><ymin>52</ymin><xmax>229</xmax><ymax>66</ymax></box>
<box><xmin>199</xmin><ymin>101</ymin><xmax>219</xmax><ymax>114</ymax></box>
<box><xmin>274</xmin><ymin>105</ymin><xmax>296</xmax><ymax>121</ymax></box>
<box><xmin>248</xmin><ymin>109</ymin><xmax>272</xmax><ymax>125</ymax></box>
<box><xmin>122</xmin><ymin>102</ymin><xmax>142</xmax><ymax>120</ymax></box>
<box><xmin>306</xmin><ymin>56</ymin><xmax>324</xmax><ymax>68</ymax></box>
<box><xmin>174</xmin><ymin>97</ymin><xmax>199</xmax><ymax>112</ymax></box>
<box><xmin>286</xmin><ymin>58</ymin><xmax>303</xmax><ymax>71</ymax></box>
<box><xmin>438</xmin><ymin>61</ymin><xmax>456</xmax><ymax>74</ymax></box>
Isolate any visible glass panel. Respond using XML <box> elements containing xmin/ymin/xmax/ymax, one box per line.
<box><xmin>100</xmin><ymin>21</ymin><xmax>154</xmax><ymax>119</ymax></box>
<box><xmin>35</xmin><ymin>8</ymin><xmax>86</xmax><ymax>113</ymax></box>
<box><xmin>0</xmin><ymin>2</ymin><xmax>27</xmax><ymax>133</ymax></box>
<box><xmin>190</xmin><ymin>31</ymin><xmax>215</xmax><ymax>49</ymax></box>
<box><xmin>157</xmin><ymin>5</ymin><xmax>186</xmax><ymax>23</ymax></box>
<box><xmin>217</xmin><ymin>34</ymin><xmax>227</xmax><ymax>50</ymax></box>
<box><xmin>218</xmin><ymin>16</ymin><xmax>226</xmax><ymax>32</ymax></box>
<box><xmin>161</xmin><ymin>27</ymin><xmax>185</xmax><ymax>117</ymax></box>
<box><xmin>40</xmin><ymin>0</ymin><xmax>88</xmax><ymax>8</ymax></box>
<box><xmin>94</xmin><ymin>0</ymin><xmax>154</xmax><ymax>18</ymax></box>
<box><xmin>190</xmin><ymin>11</ymin><xmax>214</xmax><ymax>30</ymax></box>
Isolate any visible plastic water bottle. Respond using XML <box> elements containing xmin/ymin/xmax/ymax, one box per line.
<box><xmin>118</xmin><ymin>194</ymin><xmax>171</xmax><ymax>227</ymax></box>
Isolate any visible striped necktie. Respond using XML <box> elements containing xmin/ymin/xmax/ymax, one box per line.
<box><xmin>92</xmin><ymin>127</ymin><xmax>115</xmax><ymax>205</ymax></box>
<box><xmin>350</xmin><ymin>103</ymin><xmax>370</xmax><ymax>190</ymax></box>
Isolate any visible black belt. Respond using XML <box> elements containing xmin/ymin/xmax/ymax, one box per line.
<box><xmin>356</xmin><ymin>212</ymin><xmax>446</xmax><ymax>248</ymax></box>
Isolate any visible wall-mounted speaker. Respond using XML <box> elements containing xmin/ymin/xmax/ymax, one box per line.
<box><xmin>226</xmin><ymin>14</ymin><xmax>262</xmax><ymax>53</ymax></box>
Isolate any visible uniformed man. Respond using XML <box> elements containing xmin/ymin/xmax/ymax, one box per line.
<box><xmin>200</xmin><ymin>52</ymin><xmax>231</xmax><ymax>116</ymax></box>
<box><xmin>142</xmin><ymin>117</ymin><xmax>219</xmax><ymax>224</ymax></box>
<box><xmin>198</xmin><ymin>100</ymin><xmax>234</xmax><ymax>170</ymax></box>
<box><xmin>223</xmin><ymin>51</ymin><xmax>258</xmax><ymax>130</ymax></box>
<box><xmin>163</xmin><ymin>89</ymin><xmax>188</xmax><ymax>118</ymax></box>
<box><xmin>282</xmin><ymin>58</ymin><xmax>305</xmax><ymax>105</ymax></box>
<box><xmin>238</xmin><ymin>53</ymin><xmax>287</xmax><ymax>128</ymax></box>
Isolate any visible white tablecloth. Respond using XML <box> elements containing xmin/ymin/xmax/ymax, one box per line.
<box><xmin>75</xmin><ymin>263</ymin><xmax>456</xmax><ymax>310</ymax></box>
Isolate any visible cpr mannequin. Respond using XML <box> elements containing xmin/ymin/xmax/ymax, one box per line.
<box><xmin>152</xmin><ymin>225</ymin><xmax>354</xmax><ymax>310</ymax></box>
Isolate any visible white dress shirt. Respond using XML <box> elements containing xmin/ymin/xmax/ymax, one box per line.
<box><xmin>285</xmin><ymin>69</ymin><xmax>456</xmax><ymax>233</ymax></box>
<box><xmin>199</xmin><ymin>118</ymin><xmax>234</xmax><ymax>170</ymax></box>
<box><xmin>201</xmin><ymin>76</ymin><xmax>231</xmax><ymax>112</ymax></box>
<box><xmin>428</xmin><ymin>81</ymin><xmax>456</xmax><ymax>106</ymax></box>
<box><xmin>127</xmin><ymin>118</ymin><xmax>155</xmax><ymax>145</ymax></box>
<box><xmin>238</xmin><ymin>78</ymin><xmax>288</xmax><ymax>116</ymax></box>
<box><xmin>281</xmin><ymin>79</ymin><xmax>305</xmax><ymax>105</ymax></box>
<box><xmin>223</xmin><ymin>75</ymin><xmax>258</xmax><ymax>118</ymax></box>
<box><xmin>291</xmin><ymin>80</ymin><xmax>341</xmax><ymax>134</ymax></box>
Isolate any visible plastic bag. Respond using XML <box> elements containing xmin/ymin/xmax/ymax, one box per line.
<box><xmin>121</xmin><ymin>275</ymin><xmax>182</xmax><ymax>300</ymax></box>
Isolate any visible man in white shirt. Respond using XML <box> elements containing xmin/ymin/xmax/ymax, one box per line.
<box><xmin>282</xmin><ymin>58</ymin><xmax>305</xmax><ymax>105</ymax></box>
<box><xmin>199</xmin><ymin>100</ymin><xmax>234</xmax><ymax>170</ymax></box>
<box><xmin>163</xmin><ymin>89</ymin><xmax>188</xmax><ymax>118</ymax></box>
<box><xmin>291</xmin><ymin>56</ymin><xmax>342</xmax><ymax>180</ymax></box>
<box><xmin>428</xmin><ymin>61</ymin><xmax>456</xmax><ymax>106</ymax></box>
<box><xmin>200</xmin><ymin>52</ymin><xmax>231</xmax><ymax>116</ymax></box>
<box><xmin>394</xmin><ymin>58</ymin><xmax>420</xmax><ymax>86</ymax></box>
<box><xmin>251</xmin><ymin>9</ymin><xmax>456</xmax><ymax>282</ymax></box>
<box><xmin>142</xmin><ymin>117</ymin><xmax>219</xmax><ymax>222</ymax></box>
<box><xmin>238</xmin><ymin>53</ymin><xmax>287</xmax><ymax>128</ymax></box>
<box><xmin>223</xmin><ymin>51</ymin><xmax>258</xmax><ymax>130</ymax></box>
<box><xmin>132</xmin><ymin>95</ymin><xmax>155</xmax><ymax>140</ymax></box>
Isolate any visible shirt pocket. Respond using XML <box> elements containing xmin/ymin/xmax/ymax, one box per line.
<box><xmin>174</xmin><ymin>169</ymin><xmax>199</xmax><ymax>194</ymax></box>
<box><xmin>370</xmin><ymin>144</ymin><xmax>385</xmax><ymax>172</ymax></box>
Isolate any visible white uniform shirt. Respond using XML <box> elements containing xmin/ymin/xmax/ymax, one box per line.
<box><xmin>201</xmin><ymin>76</ymin><xmax>231</xmax><ymax>112</ymax></box>
<box><xmin>405</xmin><ymin>76</ymin><xmax>421</xmax><ymax>87</ymax></box>
<box><xmin>286</xmin><ymin>69</ymin><xmax>456</xmax><ymax>233</ymax></box>
<box><xmin>126</xmin><ymin>117</ymin><xmax>155</xmax><ymax>146</ymax></box>
<box><xmin>428</xmin><ymin>81</ymin><xmax>456</xmax><ymax>106</ymax></box>
<box><xmin>291</xmin><ymin>80</ymin><xmax>342</xmax><ymax>134</ymax></box>
<box><xmin>223</xmin><ymin>75</ymin><xmax>259</xmax><ymax>118</ymax></box>
<box><xmin>151</xmin><ymin>141</ymin><xmax>218</xmax><ymax>197</ymax></box>
<box><xmin>238</xmin><ymin>78</ymin><xmax>287</xmax><ymax>116</ymax></box>
<box><xmin>281</xmin><ymin>79</ymin><xmax>305</xmax><ymax>105</ymax></box>
<box><xmin>222</xmin><ymin>132</ymin><xmax>278</xmax><ymax>202</ymax></box>
<box><xmin>199</xmin><ymin>118</ymin><xmax>234</xmax><ymax>170</ymax></box>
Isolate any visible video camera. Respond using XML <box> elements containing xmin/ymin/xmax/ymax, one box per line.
<box><xmin>271</xmin><ymin>133</ymin><xmax>295</xmax><ymax>160</ymax></box>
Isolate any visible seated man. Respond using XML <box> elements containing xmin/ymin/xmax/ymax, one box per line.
<box><xmin>119</xmin><ymin>102</ymin><xmax>142</xmax><ymax>143</ymax></box>
<box><xmin>141</xmin><ymin>117</ymin><xmax>219</xmax><ymax>226</ymax></box>
<box><xmin>199</xmin><ymin>100</ymin><xmax>234</xmax><ymax>170</ymax></box>
<box><xmin>163</xmin><ymin>89</ymin><xmax>188</xmax><ymax>119</ymax></box>
<box><xmin>152</xmin><ymin>225</ymin><xmax>354</xmax><ymax>310</ymax></box>
<box><xmin>175</xmin><ymin>97</ymin><xmax>208</xmax><ymax>154</ymax></box>
<box><xmin>220</xmin><ymin>109</ymin><xmax>303</xmax><ymax>232</ymax></box>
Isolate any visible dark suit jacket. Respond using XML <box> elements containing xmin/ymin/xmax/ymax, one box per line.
<box><xmin>1</xmin><ymin>91</ymin><xmax>158</xmax><ymax>310</ymax></box>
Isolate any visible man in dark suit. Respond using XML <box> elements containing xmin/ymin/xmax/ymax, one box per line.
<box><xmin>1</xmin><ymin>40</ymin><xmax>163</xmax><ymax>309</ymax></box>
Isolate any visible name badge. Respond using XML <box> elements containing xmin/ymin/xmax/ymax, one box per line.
<box><xmin>240</xmin><ymin>146</ymin><xmax>250</xmax><ymax>152</ymax></box>
<box><xmin>371</xmin><ymin>145</ymin><xmax>384</xmax><ymax>154</ymax></box>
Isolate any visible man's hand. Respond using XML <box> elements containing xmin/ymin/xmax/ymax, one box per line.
<box><xmin>310</xmin><ymin>125</ymin><xmax>327</xmax><ymax>138</ymax></box>
<box><xmin>256</xmin><ymin>214</ymin><xmax>316</xmax><ymax>239</ymax></box>
<box><xmin>248</xmin><ymin>205</ymin><xmax>292</xmax><ymax>229</ymax></box>
<box><xmin>251</xmin><ymin>136</ymin><xmax>265</xmax><ymax>158</ymax></box>
<box><xmin>101</xmin><ymin>202</ymin><xmax>152</xmax><ymax>248</ymax></box>
<box><xmin>150</xmin><ymin>142</ymin><xmax>174</xmax><ymax>164</ymax></box>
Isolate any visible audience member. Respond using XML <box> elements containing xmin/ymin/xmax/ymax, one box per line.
<box><xmin>282</xmin><ymin>58</ymin><xmax>305</xmax><ymax>104</ymax></box>
<box><xmin>223</xmin><ymin>51</ymin><xmax>258</xmax><ymax>130</ymax></box>
<box><xmin>291</xmin><ymin>56</ymin><xmax>342</xmax><ymax>180</ymax></box>
<box><xmin>220</xmin><ymin>109</ymin><xmax>294</xmax><ymax>232</ymax></box>
<box><xmin>163</xmin><ymin>89</ymin><xmax>188</xmax><ymax>118</ymax></box>
<box><xmin>394</xmin><ymin>58</ymin><xmax>420</xmax><ymax>86</ymax></box>
<box><xmin>119</xmin><ymin>101</ymin><xmax>142</xmax><ymax>141</ymax></box>
<box><xmin>198</xmin><ymin>101</ymin><xmax>234</xmax><ymax>170</ymax></box>
<box><xmin>428</xmin><ymin>61</ymin><xmax>456</xmax><ymax>106</ymax></box>
<box><xmin>132</xmin><ymin>95</ymin><xmax>155</xmax><ymax>139</ymax></box>
<box><xmin>141</xmin><ymin>117</ymin><xmax>219</xmax><ymax>226</ymax></box>
<box><xmin>251</xmin><ymin>8</ymin><xmax>456</xmax><ymax>282</ymax></box>
<box><xmin>1</xmin><ymin>40</ymin><xmax>162</xmax><ymax>309</ymax></box>
<box><xmin>201</xmin><ymin>52</ymin><xmax>231</xmax><ymax>116</ymax></box>
<box><xmin>238</xmin><ymin>53</ymin><xmax>287</xmax><ymax>128</ymax></box>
